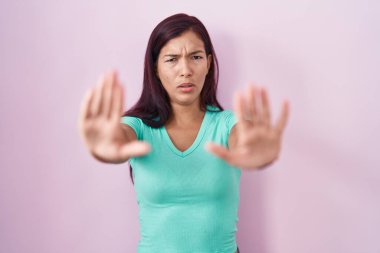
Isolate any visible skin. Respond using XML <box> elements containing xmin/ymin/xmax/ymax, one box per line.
<box><xmin>154</xmin><ymin>30</ymin><xmax>290</xmax><ymax>169</ymax></box>
<box><xmin>78</xmin><ymin>72</ymin><xmax>151</xmax><ymax>164</ymax></box>
<box><xmin>207</xmin><ymin>85</ymin><xmax>290</xmax><ymax>170</ymax></box>
<box><xmin>156</xmin><ymin>30</ymin><xmax>212</xmax><ymax>110</ymax></box>
<box><xmin>156</xmin><ymin>30</ymin><xmax>212</xmax><ymax>152</ymax></box>
<box><xmin>78</xmin><ymin>29</ymin><xmax>289</xmax><ymax>167</ymax></box>
<box><xmin>78</xmin><ymin>29</ymin><xmax>289</xmax><ymax>253</ymax></box>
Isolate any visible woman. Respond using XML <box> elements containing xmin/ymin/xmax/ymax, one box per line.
<box><xmin>79</xmin><ymin>13</ymin><xmax>289</xmax><ymax>253</ymax></box>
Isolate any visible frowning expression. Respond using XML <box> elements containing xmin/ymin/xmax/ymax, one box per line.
<box><xmin>156</xmin><ymin>30</ymin><xmax>212</xmax><ymax>107</ymax></box>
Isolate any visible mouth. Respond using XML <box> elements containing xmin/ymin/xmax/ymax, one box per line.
<box><xmin>177</xmin><ymin>83</ymin><xmax>195</xmax><ymax>92</ymax></box>
<box><xmin>177</xmin><ymin>83</ymin><xmax>194</xmax><ymax>88</ymax></box>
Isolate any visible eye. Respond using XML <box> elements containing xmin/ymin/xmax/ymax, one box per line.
<box><xmin>192</xmin><ymin>55</ymin><xmax>203</xmax><ymax>60</ymax></box>
<box><xmin>165</xmin><ymin>58</ymin><xmax>176</xmax><ymax>63</ymax></box>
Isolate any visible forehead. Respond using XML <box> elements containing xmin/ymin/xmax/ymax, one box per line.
<box><xmin>160</xmin><ymin>31</ymin><xmax>205</xmax><ymax>54</ymax></box>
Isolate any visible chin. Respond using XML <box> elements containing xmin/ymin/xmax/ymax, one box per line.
<box><xmin>173</xmin><ymin>97</ymin><xmax>200</xmax><ymax>106</ymax></box>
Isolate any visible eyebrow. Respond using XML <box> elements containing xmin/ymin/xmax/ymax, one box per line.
<box><xmin>163</xmin><ymin>50</ymin><xmax>205</xmax><ymax>57</ymax></box>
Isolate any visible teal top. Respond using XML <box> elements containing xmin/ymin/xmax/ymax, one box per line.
<box><xmin>121</xmin><ymin>106</ymin><xmax>241</xmax><ymax>253</ymax></box>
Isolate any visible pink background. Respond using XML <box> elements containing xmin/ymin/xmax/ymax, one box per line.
<box><xmin>1</xmin><ymin>1</ymin><xmax>379</xmax><ymax>252</ymax></box>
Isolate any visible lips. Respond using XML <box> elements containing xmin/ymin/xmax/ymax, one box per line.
<box><xmin>178</xmin><ymin>83</ymin><xmax>194</xmax><ymax>88</ymax></box>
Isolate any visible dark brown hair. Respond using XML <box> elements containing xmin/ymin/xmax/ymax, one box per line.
<box><xmin>123</xmin><ymin>13</ymin><xmax>223</xmax><ymax>184</ymax></box>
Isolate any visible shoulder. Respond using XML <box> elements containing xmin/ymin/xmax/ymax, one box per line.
<box><xmin>120</xmin><ymin>116</ymin><xmax>145</xmax><ymax>140</ymax></box>
<box><xmin>121</xmin><ymin>115</ymin><xmax>143</xmax><ymax>125</ymax></box>
<box><xmin>207</xmin><ymin>106</ymin><xmax>236</xmax><ymax>127</ymax></box>
<box><xmin>206</xmin><ymin>106</ymin><xmax>237</xmax><ymax>137</ymax></box>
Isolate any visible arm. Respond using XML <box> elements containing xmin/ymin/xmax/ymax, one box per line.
<box><xmin>120</xmin><ymin>123</ymin><xmax>138</xmax><ymax>143</ymax></box>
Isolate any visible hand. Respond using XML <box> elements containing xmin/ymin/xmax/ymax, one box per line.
<box><xmin>206</xmin><ymin>84</ymin><xmax>289</xmax><ymax>169</ymax></box>
<box><xmin>78</xmin><ymin>71</ymin><xmax>151</xmax><ymax>163</ymax></box>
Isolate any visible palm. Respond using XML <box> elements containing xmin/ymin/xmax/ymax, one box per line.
<box><xmin>206</xmin><ymin>84</ymin><xmax>289</xmax><ymax>170</ymax></box>
<box><xmin>78</xmin><ymin>71</ymin><xmax>150</xmax><ymax>163</ymax></box>
<box><xmin>229</xmin><ymin>123</ymin><xmax>281</xmax><ymax>169</ymax></box>
<box><xmin>81</xmin><ymin>114</ymin><xmax>128</xmax><ymax>161</ymax></box>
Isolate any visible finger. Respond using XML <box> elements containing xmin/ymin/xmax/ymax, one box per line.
<box><xmin>254</xmin><ymin>86</ymin><xmax>266</xmax><ymax>125</ymax></box>
<box><xmin>111</xmin><ymin>77</ymin><xmax>125</xmax><ymax>122</ymax></box>
<box><xmin>102</xmin><ymin>70</ymin><xmax>116</xmax><ymax>119</ymax></box>
<box><xmin>205</xmin><ymin>142</ymin><xmax>242</xmax><ymax>167</ymax></box>
<box><xmin>119</xmin><ymin>141</ymin><xmax>151</xmax><ymax>158</ymax></box>
<box><xmin>90</xmin><ymin>74</ymin><xmax>105</xmax><ymax>116</ymax></box>
<box><xmin>275</xmin><ymin>100</ymin><xmax>290</xmax><ymax>133</ymax></box>
<box><xmin>246</xmin><ymin>84</ymin><xmax>258</xmax><ymax>122</ymax></box>
<box><xmin>79</xmin><ymin>87</ymin><xmax>95</xmax><ymax>121</ymax></box>
<box><xmin>205</xmin><ymin>142</ymin><xmax>235</xmax><ymax>163</ymax></box>
<box><xmin>233</xmin><ymin>92</ymin><xmax>249</xmax><ymax>130</ymax></box>
<box><xmin>78</xmin><ymin>88</ymin><xmax>95</xmax><ymax>137</ymax></box>
<box><xmin>261</xmin><ymin>87</ymin><xmax>272</xmax><ymax>128</ymax></box>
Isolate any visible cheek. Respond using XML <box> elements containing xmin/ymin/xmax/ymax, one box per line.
<box><xmin>199</xmin><ymin>69</ymin><xmax>208</xmax><ymax>81</ymax></box>
<box><xmin>160</xmin><ymin>69</ymin><xmax>176</xmax><ymax>84</ymax></box>
<box><xmin>198</xmin><ymin>64</ymin><xmax>209</xmax><ymax>76</ymax></box>
<box><xmin>159</xmin><ymin>73</ymin><xmax>175</xmax><ymax>91</ymax></box>
<box><xmin>161</xmin><ymin>73</ymin><xmax>172</xmax><ymax>86</ymax></box>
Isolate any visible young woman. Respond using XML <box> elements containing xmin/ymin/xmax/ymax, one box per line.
<box><xmin>79</xmin><ymin>13</ymin><xmax>289</xmax><ymax>253</ymax></box>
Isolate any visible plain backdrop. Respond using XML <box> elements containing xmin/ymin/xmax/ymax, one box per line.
<box><xmin>1</xmin><ymin>1</ymin><xmax>379</xmax><ymax>252</ymax></box>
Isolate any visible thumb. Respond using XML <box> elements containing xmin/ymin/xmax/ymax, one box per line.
<box><xmin>205</xmin><ymin>142</ymin><xmax>231</xmax><ymax>161</ymax></box>
<box><xmin>119</xmin><ymin>141</ymin><xmax>151</xmax><ymax>158</ymax></box>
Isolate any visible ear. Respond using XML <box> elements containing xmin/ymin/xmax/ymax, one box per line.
<box><xmin>207</xmin><ymin>54</ymin><xmax>212</xmax><ymax>73</ymax></box>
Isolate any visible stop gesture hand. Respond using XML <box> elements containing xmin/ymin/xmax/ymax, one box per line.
<box><xmin>206</xmin><ymin>84</ymin><xmax>290</xmax><ymax>170</ymax></box>
<box><xmin>78</xmin><ymin>71</ymin><xmax>151</xmax><ymax>163</ymax></box>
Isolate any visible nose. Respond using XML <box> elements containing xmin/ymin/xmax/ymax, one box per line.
<box><xmin>179</xmin><ymin>59</ymin><xmax>192</xmax><ymax>77</ymax></box>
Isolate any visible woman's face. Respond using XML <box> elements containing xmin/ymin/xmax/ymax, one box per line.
<box><xmin>156</xmin><ymin>30</ymin><xmax>212</xmax><ymax>108</ymax></box>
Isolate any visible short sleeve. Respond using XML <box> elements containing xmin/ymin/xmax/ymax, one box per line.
<box><xmin>225</xmin><ymin>110</ymin><xmax>238</xmax><ymax>135</ymax></box>
<box><xmin>120</xmin><ymin>116</ymin><xmax>143</xmax><ymax>140</ymax></box>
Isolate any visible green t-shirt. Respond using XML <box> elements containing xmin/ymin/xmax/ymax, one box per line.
<box><xmin>121</xmin><ymin>106</ymin><xmax>241</xmax><ymax>253</ymax></box>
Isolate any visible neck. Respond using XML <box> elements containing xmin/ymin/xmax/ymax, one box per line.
<box><xmin>167</xmin><ymin>101</ymin><xmax>205</xmax><ymax>127</ymax></box>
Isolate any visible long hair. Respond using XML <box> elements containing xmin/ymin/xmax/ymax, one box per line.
<box><xmin>123</xmin><ymin>13</ymin><xmax>224</xmax><ymax>184</ymax></box>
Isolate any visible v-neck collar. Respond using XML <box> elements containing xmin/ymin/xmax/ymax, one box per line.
<box><xmin>161</xmin><ymin>109</ymin><xmax>210</xmax><ymax>158</ymax></box>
